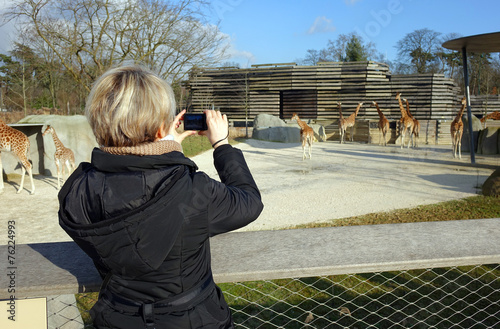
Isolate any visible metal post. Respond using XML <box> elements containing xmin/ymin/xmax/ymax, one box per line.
<box><xmin>462</xmin><ymin>47</ymin><xmax>476</xmax><ymax>164</ymax></box>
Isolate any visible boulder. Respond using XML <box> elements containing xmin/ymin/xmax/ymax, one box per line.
<box><xmin>482</xmin><ymin>168</ymin><xmax>500</xmax><ymax>197</ymax></box>
<box><xmin>477</xmin><ymin>127</ymin><xmax>499</xmax><ymax>155</ymax></box>
<box><xmin>253</xmin><ymin>126</ymin><xmax>301</xmax><ymax>143</ymax></box>
<box><xmin>253</xmin><ymin>114</ymin><xmax>288</xmax><ymax>128</ymax></box>
<box><xmin>252</xmin><ymin>114</ymin><xmax>300</xmax><ymax>143</ymax></box>
<box><xmin>252</xmin><ymin>114</ymin><xmax>326</xmax><ymax>143</ymax></box>
<box><xmin>310</xmin><ymin>124</ymin><xmax>327</xmax><ymax>142</ymax></box>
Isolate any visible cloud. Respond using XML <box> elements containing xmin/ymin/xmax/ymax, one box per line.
<box><xmin>223</xmin><ymin>34</ymin><xmax>256</xmax><ymax>68</ymax></box>
<box><xmin>306</xmin><ymin>16</ymin><xmax>336</xmax><ymax>35</ymax></box>
<box><xmin>226</xmin><ymin>47</ymin><xmax>256</xmax><ymax>68</ymax></box>
<box><xmin>344</xmin><ymin>0</ymin><xmax>362</xmax><ymax>5</ymax></box>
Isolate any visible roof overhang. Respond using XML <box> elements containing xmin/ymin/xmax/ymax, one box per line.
<box><xmin>442</xmin><ymin>31</ymin><xmax>500</xmax><ymax>53</ymax></box>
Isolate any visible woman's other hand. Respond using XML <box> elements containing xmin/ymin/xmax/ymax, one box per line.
<box><xmin>168</xmin><ymin>109</ymin><xmax>197</xmax><ymax>144</ymax></box>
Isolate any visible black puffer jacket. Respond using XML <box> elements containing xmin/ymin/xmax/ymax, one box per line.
<box><xmin>58</xmin><ymin>144</ymin><xmax>263</xmax><ymax>328</ymax></box>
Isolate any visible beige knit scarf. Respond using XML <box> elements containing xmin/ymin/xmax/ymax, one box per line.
<box><xmin>100</xmin><ymin>140</ymin><xmax>182</xmax><ymax>156</ymax></box>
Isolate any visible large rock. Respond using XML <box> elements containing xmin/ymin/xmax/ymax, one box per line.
<box><xmin>253</xmin><ymin>126</ymin><xmax>301</xmax><ymax>143</ymax></box>
<box><xmin>252</xmin><ymin>114</ymin><xmax>326</xmax><ymax>143</ymax></box>
<box><xmin>310</xmin><ymin>124</ymin><xmax>327</xmax><ymax>142</ymax></box>
<box><xmin>252</xmin><ymin>114</ymin><xmax>300</xmax><ymax>143</ymax></box>
<box><xmin>253</xmin><ymin>114</ymin><xmax>288</xmax><ymax>128</ymax></box>
<box><xmin>477</xmin><ymin>127</ymin><xmax>499</xmax><ymax>155</ymax></box>
<box><xmin>482</xmin><ymin>168</ymin><xmax>500</xmax><ymax>197</ymax></box>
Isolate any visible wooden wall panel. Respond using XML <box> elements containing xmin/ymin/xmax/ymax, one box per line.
<box><xmin>183</xmin><ymin>62</ymin><xmax>500</xmax><ymax>131</ymax></box>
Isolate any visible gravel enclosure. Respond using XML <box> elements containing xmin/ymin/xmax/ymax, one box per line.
<box><xmin>1</xmin><ymin>139</ymin><xmax>498</xmax><ymax>245</ymax></box>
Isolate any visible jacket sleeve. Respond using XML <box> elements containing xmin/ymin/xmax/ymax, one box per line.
<box><xmin>206</xmin><ymin>144</ymin><xmax>263</xmax><ymax>236</ymax></box>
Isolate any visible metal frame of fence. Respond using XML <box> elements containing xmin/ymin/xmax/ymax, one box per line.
<box><xmin>47</xmin><ymin>263</ymin><xmax>500</xmax><ymax>329</ymax></box>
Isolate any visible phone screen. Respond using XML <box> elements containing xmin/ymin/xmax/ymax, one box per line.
<box><xmin>183</xmin><ymin>113</ymin><xmax>207</xmax><ymax>131</ymax></box>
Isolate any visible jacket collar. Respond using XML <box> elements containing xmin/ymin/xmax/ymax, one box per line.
<box><xmin>91</xmin><ymin>148</ymin><xmax>198</xmax><ymax>173</ymax></box>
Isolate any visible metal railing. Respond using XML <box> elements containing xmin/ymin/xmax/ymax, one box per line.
<box><xmin>51</xmin><ymin>263</ymin><xmax>499</xmax><ymax>329</ymax></box>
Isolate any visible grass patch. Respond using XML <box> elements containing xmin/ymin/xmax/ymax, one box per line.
<box><xmin>181</xmin><ymin>134</ymin><xmax>213</xmax><ymax>157</ymax></box>
<box><xmin>75</xmin><ymin>293</ymin><xmax>97</xmax><ymax>326</ymax></box>
<box><xmin>181</xmin><ymin>134</ymin><xmax>238</xmax><ymax>157</ymax></box>
<box><xmin>289</xmin><ymin>195</ymin><xmax>500</xmax><ymax>229</ymax></box>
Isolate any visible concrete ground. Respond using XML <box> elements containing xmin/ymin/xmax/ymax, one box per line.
<box><xmin>0</xmin><ymin>140</ymin><xmax>498</xmax><ymax>245</ymax></box>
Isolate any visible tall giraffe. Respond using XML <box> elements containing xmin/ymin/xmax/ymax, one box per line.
<box><xmin>403</xmin><ymin>98</ymin><xmax>420</xmax><ymax>148</ymax></box>
<box><xmin>371</xmin><ymin>101</ymin><xmax>390</xmax><ymax>146</ymax></box>
<box><xmin>0</xmin><ymin>119</ymin><xmax>35</xmax><ymax>194</ymax></box>
<box><xmin>395</xmin><ymin>92</ymin><xmax>414</xmax><ymax>149</ymax></box>
<box><xmin>450</xmin><ymin>97</ymin><xmax>467</xmax><ymax>159</ymax></box>
<box><xmin>42</xmin><ymin>125</ymin><xmax>76</xmax><ymax>188</ymax></box>
<box><xmin>291</xmin><ymin>113</ymin><xmax>314</xmax><ymax>160</ymax></box>
<box><xmin>338</xmin><ymin>102</ymin><xmax>363</xmax><ymax>144</ymax></box>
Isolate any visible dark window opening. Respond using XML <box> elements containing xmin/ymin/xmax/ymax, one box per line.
<box><xmin>280</xmin><ymin>90</ymin><xmax>318</xmax><ymax>120</ymax></box>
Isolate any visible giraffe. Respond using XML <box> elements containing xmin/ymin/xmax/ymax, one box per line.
<box><xmin>395</xmin><ymin>92</ymin><xmax>414</xmax><ymax>149</ymax></box>
<box><xmin>0</xmin><ymin>119</ymin><xmax>35</xmax><ymax>194</ymax></box>
<box><xmin>480</xmin><ymin>111</ymin><xmax>500</xmax><ymax>128</ymax></box>
<box><xmin>42</xmin><ymin>125</ymin><xmax>76</xmax><ymax>188</ymax></box>
<box><xmin>403</xmin><ymin>98</ymin><xmax>420</xmax><ymax>148</ymax></box>
<box><xmin>371</xmin><ymin>101</ymin><xmax>390</xmax><ymax>146</ymax></box>
<box><xmin>338</xmin><ymin>102</ymin><xmax>345</xmax><ymax>144</ymax></box>
<box><xmin>291</xmin><ymin>113</ymin><xmax>314</xmax><ymax>160</ymax></box>
<box><xmin>450</xmin><ymin>97</ymin><xmax>467</xmax><ymax>159</ymax></box>
<box><xmin>338</xmin><ymin>102</ymin><xmax>363</xmax><ymax>144</ymax></box>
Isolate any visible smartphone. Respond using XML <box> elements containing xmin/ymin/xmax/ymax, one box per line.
<box><xmin>183</xmin><ymin>113</ymin><xmax>207</xmax><ymax>131</ymax></box>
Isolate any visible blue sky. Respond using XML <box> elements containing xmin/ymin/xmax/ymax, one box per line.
<box><xmin>213</xmin><ymin>0</ymin><xmax>500</xmax><ymax>67</ymax></box>
<box><xmin>0</xmin><ymin>0</ymin><xmax>498</xmax><ymax>68</ymax></box>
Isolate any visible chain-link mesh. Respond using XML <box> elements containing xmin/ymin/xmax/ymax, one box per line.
<box><xmin>52</xmin><ymin>264</ymin><xmax>499</xmax><ymax>329</ymax></box>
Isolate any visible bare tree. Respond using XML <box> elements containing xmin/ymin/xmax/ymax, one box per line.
<box><xmin>396</xmin><ymin>28</ymin><xmax>442</xmax><ymax>74</ymax></box>
<box><xmin>3</xmin><ymin>0</ymin><xmax>229</xmax><ymax>91</ymax></box>
<box><xmin>301</xmin><ymin>49</ymin><xmax>321</xmax><ymax>65</ymax></box>
<box><xmin>436</xmin><ymin>33</ymin><xmax>463</xmax><ymax>79</ymax></box>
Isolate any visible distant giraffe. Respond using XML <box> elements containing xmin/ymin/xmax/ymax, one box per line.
<box><xmin>0</xmin><ymin>119</ymin><xmax>35</xmax><ymax>194</ymax></box>
<box><xmin>371</xmin><ymin>101</ymin><xmax>390</xmax><ymax>146</ymax></box>
<box><xmin>291</xmin><ymin>113</ymin><xmax>314</xmax><ymax>160</ymax></box>
<box><xmin>403</xmin><ymin>98</ymin><xmax>420</xmax><ymax>148</ymax></box>
<box><xmin>480</xmin><ymin>111</ymin><xmax>500</xmax><ymax>128</ymax></box>
<box><xmin>338</xmin><ymin>102</ymin><xmax>363</xmax><ymax>144</ymax></box>
<box><xmin>42</xmin><ymin>125</ymin><xmax>76</xmax><ymax>188</ymax></box>
<box><xmin>395</xmin><ymin>92</ymin><xmax>414</xmax><ymax>149</ymax></box>
<box><xmin>450</xmin><ymin>97</ymin><xmax>467</xmax><ymax>159</ymax></box>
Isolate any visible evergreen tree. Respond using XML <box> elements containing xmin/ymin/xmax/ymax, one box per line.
<box><xmin>345</xmin><ymin>35</ymin><xmax>368</xmax><ymax>62</ymax></box>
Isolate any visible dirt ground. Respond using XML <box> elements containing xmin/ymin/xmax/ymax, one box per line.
<box><xmin>1</xmin><ymin>140</ymin><xmax>498</xmax><ymax>245</ymax></box>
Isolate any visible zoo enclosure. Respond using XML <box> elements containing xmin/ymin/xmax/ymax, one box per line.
<box><xmin>183</xmin><ymin>61</ymin><xmax>500</xmax><ymax>123</ymax></box>
<box><xmin>1</xmin><ymin>218</ymin><xmax>499</xmax><ymax>328</ymax></box>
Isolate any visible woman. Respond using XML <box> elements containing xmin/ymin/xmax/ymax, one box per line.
<box><xmin>58</xmin><ymin>65</ymin><xmax>263</xmax><ymax>328</ymax></box>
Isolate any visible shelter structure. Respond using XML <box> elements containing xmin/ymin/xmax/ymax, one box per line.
<box><xmin>184</xmin><ymin>61</ymin><xmax>500</xmax><ymax>145</ymax></box>
<box><xmin>443</xmin><ymin>31</ymin><xmax>500</xmax><ymax>164</ymax></box>
<box><xmin>183</xmin><ymin>61</ymin><xmax>461</xmax><ymax>125</ymax></box>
